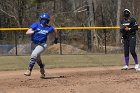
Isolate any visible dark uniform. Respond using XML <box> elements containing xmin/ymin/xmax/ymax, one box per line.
<box><xmin>120</xmin><ymin>9</ymin><xmax>139</xmax><ymax>70</ymax></box>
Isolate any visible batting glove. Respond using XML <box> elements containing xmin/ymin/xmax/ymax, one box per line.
<box><xmin>54</xmin><ymin>37</ymin><xmax>58</xmax><ymax>44</ymax></box>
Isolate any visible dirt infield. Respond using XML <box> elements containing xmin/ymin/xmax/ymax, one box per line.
<box><xmin>0</xmin><ymin>67</ymin><xmax>140</xmax><ymax>93</ymax></box>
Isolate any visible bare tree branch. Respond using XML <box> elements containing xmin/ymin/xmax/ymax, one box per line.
<box><xmin>0</xmin><ymin>8</ymin><xmax>15</xmax><ymax>18</ymax></box>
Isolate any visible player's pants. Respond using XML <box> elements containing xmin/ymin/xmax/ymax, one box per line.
<box><xmin>28</xmin><ymin>42</ymin><xmax>47</xmax><ymax>71</ymax></box>
<box><xmin>123</xmin><ymin>35</ymin><xmax>138</xmax><ymax>65</ymax></box>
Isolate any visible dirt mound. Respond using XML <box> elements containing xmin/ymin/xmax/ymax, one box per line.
<box><xmin>8</xmin><ymin>44</ymin><xmax>31</xmax><ymax>55</ymax></box>
<box><xmin>8</xmin><ymin>43</ymin><xmax>87</xmax><ymax>55</ymax></box>
<box><xmin>46</xmin><ymin>43</ymin><xmax>87</xmax><ymax>54</ymax></box>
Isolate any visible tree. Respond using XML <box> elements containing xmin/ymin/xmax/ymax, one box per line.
<box><xmin>87</xmin><ymin>0</ymin><xmax>99</xmax><ymax>52</ymax></box>
<box><xmin>116</xmin><ymin>0</ymin><xmax>121</xmax><ymax>45</ymax></box>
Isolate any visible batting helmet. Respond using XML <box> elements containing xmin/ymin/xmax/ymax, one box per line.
<box><xmin>39</xmin><ymin>13</ymin><xmax>50</xmax><ymax>20</ymax></box>
<box><xmin>39</xmin><ymin>13</ymin><xmax>50</xmax><ymax>25</ymax></box>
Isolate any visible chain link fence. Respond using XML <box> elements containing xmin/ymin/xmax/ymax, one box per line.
<box><xmin>0</xmin><ymin>29</ymin><xmax>140</xmax><ymax>56</ymax></box>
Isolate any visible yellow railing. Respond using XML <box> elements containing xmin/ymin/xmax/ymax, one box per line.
<box><xmin>0</xmin><ymin>26</ymin><xmax>140</xmax><ymax>30</ymax></box>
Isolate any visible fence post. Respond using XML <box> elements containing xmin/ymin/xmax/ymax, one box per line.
<box><xmin>59</xmin><ymin>30</ymin><xmax>62</xmax><ymax>55</ymax></box>
<box><xmin>87</xmin><ymin>30</ymin><xmax>92</xmax><ymax>51</ymax></box>
<box><xmin>14</xmin><ymin>31</ymin><xmax>18</xmax><ymax>56</ymax></box>
<box><xmin>104</xmin><ymin>29</ymin><xmax>107</xmax><ymax>54</ymax></box>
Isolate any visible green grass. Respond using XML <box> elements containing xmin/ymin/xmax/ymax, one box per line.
<box><xmin>0</xmin><ymin>54</ymin><xmax>138</xmax><ymax>71</ymax></box>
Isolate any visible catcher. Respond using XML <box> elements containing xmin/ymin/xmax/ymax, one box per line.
<box><xmin>24</xmin><ymin>12</ymin><xmax>58</xmax><ymax>78</ymax></box>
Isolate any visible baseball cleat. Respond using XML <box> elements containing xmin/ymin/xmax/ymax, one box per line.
<box><xmin>136</xmin><ymin>68</ymin><xmax>140</xmax><ymax>71</ymax></box>
<box><xmin>24</xmin><ymin>70</ymin><xmax>31</xmax><ymax>76</ymax></box>
<box><xmin>40</xmin><ymin>73</ymin><xmax>45</xmax><ymax>78</ymax></box>
<box><xmin>135</xmin><ymin>64</ymin><xmax>140</xmax><ymax>70</ymax></box>
<box><xmin>122</xmin><ymin>65</ymin><xmax>129</xmax><ymax>70</ymax></box>
<box><xmin>40</xmin><ymin>64</ymin><xmax>45</xmax><ymax>78</ymax></box>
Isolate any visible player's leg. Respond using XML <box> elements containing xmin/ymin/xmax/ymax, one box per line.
<box><xmin>36</xmin><ymin>55</ymin><xmax>45</xmax><ymax>78</ymax></box>
<box><xmin>24</xmin><ymin>43</ymin><xmax>46</xmax><ymax>76</ymax></box>
<box><xmin>122</xmin><ymin>38</ymin><xmax>129</xmax><ymax>70</ymax></box>
<box><xmin>36</xmin><ymin>43</ymin><xmax>47</xmax><ymax>78</ymax></box>
<box><xmin>24</xmin><ymin>43</ymin><xmax>37</xmax><ymax>76</ymax></box>
<box><xmin>129</xmin><ymin>35</ymin><xmax>139</xmax><ymax>70</ymax></box>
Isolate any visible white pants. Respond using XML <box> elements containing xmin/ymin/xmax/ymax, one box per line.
<box><xmin>28</xmin><ymin>42</ymin><xmax>47</xmax><ymax>71</ymax></box>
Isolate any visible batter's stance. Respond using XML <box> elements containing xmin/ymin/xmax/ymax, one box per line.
<box><xmin>24</xmin><ymin>12</ymin><xmax>58</xmax><ymax>78</ymax></box>
<box><xmin>120</xmin><ymin>9</ymin><xmax>140</xmax><ymax>71</ymax></box>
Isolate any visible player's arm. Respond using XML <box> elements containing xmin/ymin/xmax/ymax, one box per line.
<box><xmin>26</xmin><ymin>22</ymin><xmax>38</xmax><ymax>35</ymax></box>
<box><xmin>26</xmin><ymin>28</ymin><xmax>34</xmax><ymax>35</ymax></box>
<box><xmin>54</xmin><ymin>29</ymin><xmax>58</xmax><ymax>38</ymax></box>
<box><xmin>130</xmin><ymin>18</ymin><xmax>138</xmax><ymax>31</ymax></box>
<box><xmin>125</xmin><ymin>18</ymin><xmax>138</xmax><ymax>31</ymax></box>
<box><xmin>120</xmin><ymin>20</ymin><xmax>126</xmax><ymax>43</ymax></box>
<box><xmin>53</xmin><ymin>29</ymin><xmax>58</xmax><ymax>44</ymax></box>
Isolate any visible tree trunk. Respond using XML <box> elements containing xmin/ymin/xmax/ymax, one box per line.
<box><xmin>116</xmin><ymin>0</ymin><xmax>121</xmax><ymax>45</ymax></box>
<box><xmin>87</xmin><ymin>0</ymin><xmax>98</xmax><ymax>52</ymax></box>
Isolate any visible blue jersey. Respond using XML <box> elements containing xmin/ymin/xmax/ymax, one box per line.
<box><xmin>29</xmin><ymin>22</ymin><xmax>55</xmax><ymax>44</ymax></box>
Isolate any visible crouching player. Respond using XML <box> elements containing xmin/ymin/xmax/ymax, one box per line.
<box><xmin>120</xmin><ymin>9</ymin><xmax>140</xmax><ymax>71</ymax></box>
<box><xmin>24</xmin><ymin>12</ymin><xmax>58</xmax><ymax>78</ymax></box>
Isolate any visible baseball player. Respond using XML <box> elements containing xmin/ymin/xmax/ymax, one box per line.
<box><xmin>24</xmin><ymin>12</ymin><xmax>58</xmax><ymax>78</ymax></box>
<box><xmin>120</xmin><ymin>9</ymin><xmax>140</xmax><ymax>71</ymax></box>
